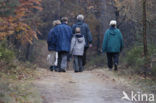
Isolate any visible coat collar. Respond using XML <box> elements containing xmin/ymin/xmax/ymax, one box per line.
<box><xmin>77</xmin><ymin>20</ymin><xmax>84</xmax><ymax>24</ymax></box>
<box><xmin>61</xmin><ymin>22</ymin><xmax>68</xmax><ymax>25</ymax></box>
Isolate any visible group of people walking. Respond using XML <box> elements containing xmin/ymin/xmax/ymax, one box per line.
<box><xmin>47</xmin><ymin>15</ymin><xmax>92</xmax><ymax>72</ymax></box>
<box><xmin>47</xmin><ymin>14</ymin><xmax>124</xmax><ymax>73</ymax></box>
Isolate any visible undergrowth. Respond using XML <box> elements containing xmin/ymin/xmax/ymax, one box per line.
<box><xmin>0</xmin><ymin>62</ymin><xmax>42</xmax><ymax>103</ymax></box>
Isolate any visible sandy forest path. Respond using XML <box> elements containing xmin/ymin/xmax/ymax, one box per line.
<box><xmin>34</xmin><ymin>69</ymin><xmax>132</xmax><ymax>103</ymax></box>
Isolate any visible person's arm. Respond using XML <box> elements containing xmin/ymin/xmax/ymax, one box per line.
<box><xmin>102</xmin><ymin>30</ymin><xmax>109</xmax><ymax>52</ymax></box>
<box><xmin>69</xmin><ymin>27</ymin><xmax>73</xmax><ymax>41</ymax></box>
<box><xmin>52</xmin><ymin>30</ymin><xmax>57</xmax><ymax>48</ymax></box>
<box><xmin>86</xmin><ymin>24</ymin><xmax>93</xmax><ymax>47</ymax></box>
<box><xmin>47</xmin><ymin>28</ymin><xmax>57</xmax><ymax>51</ymax></box>
<box><xmin>83</xmin><ymin>36</ymin><xmax>86</xmax><ymax>46</ymax></box>
<box><xmin>72</xmin><ymin>24</ymin><xmax>76</xmax><ymax>34</ymax></box>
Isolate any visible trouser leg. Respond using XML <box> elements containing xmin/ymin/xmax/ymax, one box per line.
<box><xmin>74</xmin><ymin>56</ymin><xmax>79</xmax><ymax>72</ymax></box>
<box><xmin>67</xmin><ymin>53</ymin><xmax>70</xmax><ymax>69</ymax></box>
<box><xmin>113</xmin><ymin>53</ymin><xmax>119</xmax><ymax>70</ymax></box>
<box><xmin>113</xmin><ymin>53</ymin><xmax>119</xmax><ymax>65</ymax></box>
<box><xmin>57</xmin><ymin>52</ymin><xmax>62</xmax><ymax>71</ymax></box>
<box><xmin>107</xmin><ymin>53</ymin><xmax>113</xmax><ymax>69</ymax></box>
<box><xmin>78</xmin><ymin>56</ymin><xmax>83</xmax><ymax>72</ymax></box>
<box><xmin>60</xmin><ymin>52</ymin><xmax>68</xmax><ymax>71</ymax></box>
<box><xmin>82</xmin><ymin>47</ymin><xmax>88</xmax><ymax>66</ymax></box>
<box><xmin>54</xmin><ymin>52</ymin><xmax>58</xmax><ymax>66</ymax></box>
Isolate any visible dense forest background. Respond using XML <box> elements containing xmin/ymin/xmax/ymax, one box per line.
<box><xmin>0</xmin><ymin>0</ymin><xmax>156</xmax><ymax>77</ymax></box>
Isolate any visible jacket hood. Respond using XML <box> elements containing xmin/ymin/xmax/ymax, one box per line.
<box><xmin>75</xmin><ymin>33</ymin><xmax>84</xmax><ymax>43</ymax></box>
<box><xmin>109</xmin><ymin>27</ymin><xmax>118</xmax><ymax>36</ymax></box>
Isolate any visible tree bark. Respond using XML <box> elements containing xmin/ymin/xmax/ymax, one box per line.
<box><xmin>143</xmin><ymin>0</ymin><xmax>148</xmax><ymax>57</ymax></box>
<box><xmin>25</xmin><ymin>43</ymin><xmax>31</xmax><ymax>60</ymax></box>
<box><xmin>142</xmin><ymin>0</ymin><xmax>148</xmax><ymax>78</ymax></box>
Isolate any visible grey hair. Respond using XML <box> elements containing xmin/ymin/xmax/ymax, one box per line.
<box><xmin>77</xmin><ymin>14</ymin><xmax>84</xmax><ymax>21</ymax></box>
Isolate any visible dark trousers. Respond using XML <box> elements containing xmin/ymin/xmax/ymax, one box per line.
<box><xmin>106</xmin><ymin>52</ymin><xmax>119</xmax><ymax>69</ymax></box>
<box><xmin>73</xmin><ymin>56</ymin><xmax>83</xmax><ymax>72</ymax></box>
<box><xmin>82</xmin><ymin>47</ymin><xmax>88</xmax><ymax>66</ymax></box>
<box><xmin>58</xmin><ymin>51</ymin><xmax>68</xmax><ymax>71</ymax></box>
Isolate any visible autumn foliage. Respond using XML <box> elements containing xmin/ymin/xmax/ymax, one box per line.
<box><xmin>0</xmin><ymin>0</ymin><xmax>42</xmax><ymax>44</ymax></box>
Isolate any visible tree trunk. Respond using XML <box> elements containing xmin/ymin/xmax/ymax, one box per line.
<box><xmin>25</xmin><ymin>43</ymin><xmax>31</xmax><ymax>60</ymax></box>
<box><xmin>143</xmin><ymin>0</ymin><xmax>148</xmax><ymax>57</ymax></box>
<box><xmin>96</xmin><ymin>25</ymin><xmax>101</xmax><ymax>54</ymax></box>
<box><xmin>142</xmin><ymin>0</ymin><xmax>148</xmax><ymax>78</ymax></box>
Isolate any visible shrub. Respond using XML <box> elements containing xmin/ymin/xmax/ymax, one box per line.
<box><xmin>0</xmin><ymin>41</ymin><xmax>15</xmax><ymax>63</ymax></box>
<box><xmin>126</xmin><ymin>46</ymin><xmax>144</xmax><ymax>66</ymax></box>
<box><xmin>125</xmin><ymin>44</ymin><xmax>156</xmax><ymax>73</ymax></box>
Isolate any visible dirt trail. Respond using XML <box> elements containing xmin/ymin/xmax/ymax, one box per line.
<box><xmin>34</xmin><ymin>69</ymin><xmax>132</xmax><ymax>103</ymax></box>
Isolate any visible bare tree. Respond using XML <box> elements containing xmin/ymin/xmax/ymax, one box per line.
<box><xmin>142</xmin><ymin>0</ymin><xmax>149</xmax><ymax>78</ymax></box>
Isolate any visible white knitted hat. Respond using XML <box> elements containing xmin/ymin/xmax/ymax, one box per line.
<box><xmin>110</xmin><ymin>20</ymin><xmax>117</xmax><ymax>26</ymax></box>
<box><xmin>77</xmin><ymin>14</ymin><xmax>84</xmax><ymax>21</ymax></box>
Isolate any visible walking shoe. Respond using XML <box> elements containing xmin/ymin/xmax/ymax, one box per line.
<box><xmin>74</xmin><ymin>71</ymin><xmax>79</xmax><ymax>73</ymax></box>
<box><xmin>79</xmin><ymin>70</ymin><xmax>83</xmax><ymax>72</ymax></box>
<box><xmin>49</xmin><ymin>66</ymin><xmax>54</xmax><ymax>71</ymax></box>
<box><xmin>79</xmin><ymin>67</ymin><xmax>84</xmax><ymax>72</ymax></box>
<box><xmin>58</xmin><ymin>68</ymin><xmax>62</xmax><ymax>72</ymax></box>
<box><xmin>60</xmin><ymin>69</ymin><xmax>66</xmax><ymax>72</ymax></box>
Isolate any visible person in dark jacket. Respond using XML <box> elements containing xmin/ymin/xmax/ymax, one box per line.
<box><xmin>102</xmin><ymin>20</ymin><xmax>124</xmax><ymax>71</ymax></box>
<box><xmin>72</xmin><ymin>14</ymin><xmax>93</xmax><ymax>67</ymax></box>
<box><xmin>47</xmin><ymin>20</ymin><xmax>61</xmax><ymax>71</ymax></box>
<box><xmin>70</xmin><ymin>27</ymin><xmax>85</xmax><ymax>72</ymax></box>
<box><xmin>53</xmin><ymin>17</ymin><xmax>72</xmax><ymax>72</ymax></box>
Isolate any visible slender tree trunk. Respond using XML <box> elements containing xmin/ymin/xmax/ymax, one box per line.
<box><xmin>96</xmin><ymin>25</ymin><xmax>101</xmax><ymax>54</ymax></box>
<box><xmin>25</xmin><ymin>43</ymin><xmax>31</xmax><ymax>60</ymax></box>
<box><xmin>142</xmin><ymin>0</ymin><xmax>148</xmax><ymax>78</ymax></box>
<box><xmin>143</xmin><ymin>0</ymin><xmax>148</xmax><ymax>57</ymax></box>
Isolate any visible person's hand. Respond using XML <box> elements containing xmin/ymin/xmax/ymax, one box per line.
<box><xmin>100</xmin><ymin>49</ymin><xmax>103</xmax><ymax>53</ymax></box>
<box><xmin>89</xmin><ymin>44</ymin><xmax>93</xmax><ymax>48</ymax></box>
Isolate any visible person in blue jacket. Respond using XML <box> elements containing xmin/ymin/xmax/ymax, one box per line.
<box><xmin>72</xmin><ymin>14</ymin><xmax>93</xmax><ymax>67</ymax></box>
<box><xmin>53</xmin><ymin>17</ymin><xmax>73</xmax><ymax>72</ymax></box>
<box><xmin>102</xmin><ymin>20</ymin><xmax>124</xmax><ymax>71</ymax></box>
<box><xmin>47</xmin><ymin>20</ymin><xmax>61</xmax><ymax>71</ymax></box>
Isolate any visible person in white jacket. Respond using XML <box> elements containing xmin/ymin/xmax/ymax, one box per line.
<box><xmin>70</xmin><ymin>27</ymin><xmax>86</xmax><ymax>72</ymax></box>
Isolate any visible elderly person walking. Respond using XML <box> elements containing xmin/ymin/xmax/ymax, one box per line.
<box><xmin>102</xmin><ymin>20</ymin><xmax>124</xmax><ymax>71</ymax></box>
<box><xmin>47</xmin><ymin>20</ymin><xmax>61</xmax><ymax>71</ymax></box>
<box><xmin>53</xmin><ymin>17</ymin><xmax>72</xmax><ymax>72</ymax></box>
<box><xmin>72</xmin><ymin>14</ymin><xmax>93</xmax><ymax>68</ymax></box>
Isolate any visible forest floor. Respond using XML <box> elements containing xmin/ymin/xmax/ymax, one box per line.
<box><xmin>34</xmin><ymin>68</ymin><xmax>139</xmax><ymax>103</ymax></box>
<box><xmin>0</xmin><ymin>66</ymin><xmax>155</xmax><ymax>103</ymax></box>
